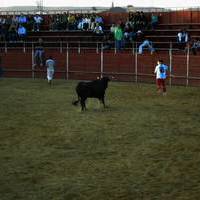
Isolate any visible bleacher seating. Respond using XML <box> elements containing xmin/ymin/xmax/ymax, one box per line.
<box><xmin>1</xmin><ymin>11</ymin><xmax>200</xmax><ymax>50</ymax></box>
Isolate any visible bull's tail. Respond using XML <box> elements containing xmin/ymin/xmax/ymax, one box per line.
<box><xmin>72</xmin><ymin>97</ymin><xmax>80</xmax><ymax>106</ymax></box>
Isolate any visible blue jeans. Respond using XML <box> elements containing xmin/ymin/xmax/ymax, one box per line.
<box><xmin>115</xmin><ymin>40</ymin><xmax>123</xmax><ymax>52</ymax></box>
<box><xmin>138</xmin><ymin>40</ymin><xmax>155</xmax><ymax>54</ymax></box>
<box><xmin>34</xmin><ymin>50</ymin><xmax>44</xmax><ymax>65</ymax></box>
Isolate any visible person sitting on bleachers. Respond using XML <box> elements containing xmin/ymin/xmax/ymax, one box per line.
<box><xmin>61</xmin><ymin>12</ymin><xmax>68</xmax><ymax>30</ymax></box>
<box><xmin>5</xmin><ymin>16</ymin><xmax>12</xmax><ymax>32</ymax></box>
<box><xmin>17</xmin><ymin>24</ymin><xmax>27</xmax><ymax>41</ymax></box>
<box><xmin>93</xmin><ymin>23</ymin><xmax>103</xmax><ymax>35</ymax></box>
<box><xmin>90</xmin><ymin>14</ymin><xmax>96</xmax><ymax>30</ymax></box>
<box><xmin>129</xmin><ymin>12</ymin><xmax>134</xmax><ymax>22</ymax></box>
<box><xmin>191</xmin><ymin>38</ymin><xmax>200</xmax><ymax>55</ymax></box>
<box><xmin>132</xmin><ymin>11</ymin><xmax>141</xmax><ymax>32</ymax></box>
<box><xmin>95</xmin><ymin>15</ymin><xmax>103</xmax><ymax>27</ymax></box>
<box><xmin>18</xmin><ymin>13</ymin><xmax>27</xmax><ymax>25</ymax></box>
<box><xmin>68</xmin><ymin>14</ymin><xmax>76</xmax><ymax>30</ymax></box>
<box><xmin>33</xmin><ymin>14</ymin><xmax>43</xmax><ymax>32</ymax></box>
<box><xmin>177</xmin><ymin>29</ymin><xmax>189</xmax><ymax>43</ymax></box>
<box><xmin>54</xmin><ymin>14</ymin><xmax>62</xmax><ymax>30</ymax></box>
<box><xmin>0</xmin><ymin>17</ymin><xmax>6</xmax><ymax>27</ymax></box>
<box><xmin>0</xmin><ymin>24</ymin><xmax>7</xmax><ymax>41</ymax></box>
<box><xmin>135</xmin><ymin>30</ymin><xmax>144</xmax><ymax>42</ymax></box>
<box><xmin>26</xmin><ymin>15</ymin><xmax>34</xmax><ymax>32</ymax></box>
<box><xmin>8</xmin><ymin>23</ymin><xmax>18</xmax><ymax>42</ymax></box>
<box><xmin>11</xmin><ymin>15</ymin><xmax>18</xmax><ymax>27</ymax></box>
<box><xmin>83</xmin><ymin>15</ymin><xmax>90</xmax><ymax>31</ymax></box>
<box><xmin>77</xmin><ymin>15</ymin><xmax>90</xmax><ymax>31</ymax></box>
<box><xmin>151</xmin><ymin>13</ymin><xmax>158</xmax><ymax>30</ymax></box>
<box><xmin>139</xmin><ymin>11</ymin><xmax>147</xmax><ymax>30</ymax></box>
<box><xmin>124</xmin><ymin>22</ymin><xmax>134</xmax><ymax>43</ymax></box>
<box><xmin>0</xmin><ymin>17</ymin><xmax>6</xmax><ymax>41</ymax></box>
<box><xmin>138</xmin><ymin>38</ymin><xmax>155</xmax><ymax>54</ymax></box>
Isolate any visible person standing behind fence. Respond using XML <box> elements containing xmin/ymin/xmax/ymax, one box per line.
<box><xmin>34</xmin><ymin>38</ymin><xmax>45</xmax><ymax>67</ymax></box>
<box><xmin>154</xmin><ymin>60</ymin><xmax>168</xmax><ymax>95</ymax></box>
<box><xmin>46</xmin><ymin>56</ymin><xmax>55</xmax><ymax>86</ymax></box>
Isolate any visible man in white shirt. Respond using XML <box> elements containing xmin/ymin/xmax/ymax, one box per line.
<box><xmin>177</xmin><ymin>29</ymin><xmax>189</xmax><ymax>43</ymax></box>
<box><xmin>33</xmin><ymin>14</ymin><xmax>43</xmax><ymax>31</ymax></box>
<box><xmin>154</xmin><ymin>60</ymin><xmax>168</xmax><ymax>95</ymax></box>
<box><xmin>45</xmin><ymin>56</ymin><xmax>55</xmax><ymax>85</ymax></box>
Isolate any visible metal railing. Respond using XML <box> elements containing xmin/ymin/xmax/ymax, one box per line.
<box><xmin>0</xmin><ymin>41</ymin><xmax>199</xmax><ymax>86</ymax></box>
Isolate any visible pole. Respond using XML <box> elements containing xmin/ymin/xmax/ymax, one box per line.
<box><xmin>23</xmin><ymin>41</ymin><xmax>26</xmax><ymax>53</ymax></box>
<box><xmin>66</xmin><ymin>43</ymin><xmax>69</xmax><ymax>80</ymax></box>
<box><xmin>132</xmin><ymin>42</ymin><xmax>135</xmax><ymax>55</ymax></box>
<box><xmin>135</xmin><ymin>42</ymin><xmax>138</xmax><ymax>83</ymax></box>
<box><xmin>100</xmin><ymin>43</ymin><xmax>103</xmax><ymax>78</ymax></box>
<box><xmin>96</xmin><ymin>42</ymin><xmax>99</xmax><ymax>54</ymax></box>
<box><xmin>5</xmin><ymin>41</ymin><xmax>7</xmax><ymax>53</ymax></box>
<box><xmin>186</xmin><ymin>43</ymin><xmax>190</xmax><ymax>86</ymax></box>
<box><xmin>31</xmin><ymin>43</ymin><xmax>35</xmax><ymax>79</ymax></box>
<box><xmin>60</xmin><ymin>41</ymin><xmax>63</xmax><ymax>53</ymax></box>
<box><xmin>169</xmin><ymin>42</ymin><xmax>172</xmax><ymax>87</ymax></box>
<box><xmin>78</xmin><ymin>42</ymin><xmax>81</xmax><ymax>54</ymax></box>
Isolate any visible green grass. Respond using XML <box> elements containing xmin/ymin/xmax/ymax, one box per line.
<box><xmin>0</xmin><ymin>78</ymin><xmax>200</xmax><ymax>200</ymax></box>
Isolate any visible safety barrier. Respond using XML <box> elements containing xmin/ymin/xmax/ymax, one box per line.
<box><xmin>0</xmin><ymin>41</ymin><xmax>199</xmax><ymax>86</ymax></box>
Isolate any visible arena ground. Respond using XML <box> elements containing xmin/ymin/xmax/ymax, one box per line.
<box><xmin>0</xmin><ymin>78</ymin><xmax>200</xmax><ymax>200</ymax></box>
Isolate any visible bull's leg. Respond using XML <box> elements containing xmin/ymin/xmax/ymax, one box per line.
<box><xmin>100</xmin><ymin>97</ymin><xmax>106</xmax><ymax>108</ymax></box>
<box><xmin>81</xmin><ymin>98</ymin><xmax>86</xmax><ymax>111</ymax></box>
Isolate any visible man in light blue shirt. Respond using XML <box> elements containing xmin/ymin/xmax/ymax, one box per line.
<box><xmin>17</xmin><ymin>25</ymin><xmax>27</xmax><ymax>41</ymax></box>
<box><xmin>18</xmin><ymin>14</ymin><xmax>27</xmax><ymax>24</ymax></box>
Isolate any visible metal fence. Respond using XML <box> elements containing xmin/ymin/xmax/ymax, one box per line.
<box><xmin>0</xmin><ymin>41</ymin><xmax>199</xmax><ymax>86</ymax></box>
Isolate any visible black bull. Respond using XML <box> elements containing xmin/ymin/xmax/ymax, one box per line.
<box><xmin>72</xmin><ymin>77</ymin><xmax>110</xmax><ymax>111</ymax></box>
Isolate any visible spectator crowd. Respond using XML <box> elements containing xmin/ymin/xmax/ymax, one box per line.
<box><xmin>0</xmin><ymin>13</ymin><xmax>104</xmax><ymax>42</ymax></box>
<box><xmin>1</xmin><ymin>11</ymin><xmax>199</xmax><ymax>55</ymax></box>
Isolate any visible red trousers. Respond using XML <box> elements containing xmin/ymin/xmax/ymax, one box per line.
<box><xmin>156</xmin><ymin>78</ymin><xmax>166</xmax><ymax>92</ymax></box>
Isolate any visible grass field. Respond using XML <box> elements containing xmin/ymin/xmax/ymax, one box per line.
<box><xmin>0</xmin><ymin>78</ymin><xmax>200</xmax><ymax>200</ymax></box>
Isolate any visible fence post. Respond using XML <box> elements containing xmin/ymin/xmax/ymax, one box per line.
<box><xmin>5</xmin><ymin>42</ymin><xmax>7</xmax><ymax>53</ymax></box>
<box><xmin>186</xmin><ymin>44</ymin><xmax>190</xmax><ymax>87</ymax></box>
<box><xmin>100</xmin><ymin>43</ymin><xmax>104</xmax><ymax>78</ymax></box>
<box><xmin>169</xmin><ymin>42</ymin><xmax>173</xmax><ymax>87</ymax></box>
<box><xmin>66</xmin><ymin>43</ymin><xmax>69</xmax><ymax>80</ymax></box>
<box><xmin>60</xmin><ymin>41</ymin><xmax>63</xmax><ymax>53</ymax></box>
<box><xmin>96</xmin><ymin>42</ymin><xmax>99</xmax><ymax>54</ymax></box>
<box><xmin>31</xmin><ymin>43</ymin><xmax>35</xmax><ymax>79</ymax></box>
<box><xmin>23</xmin><ymin>41</ymin><xmax>26</xmax><ymax>53</ymax></box>
<box><xmin>114</xmin><ymin>41</ymin><xmax>116</xmax><ymax>54</ymax></box>
<box><xmin>135</xmin><ymin>42</ymin><xmax>138</xmax><ymax>83</ymax></box>
<box><xmin>78</xmin><ymin>42</ymin><xmax>81</xmax><ymax>54</ymax></box>
<box><xmin>132</xmin><ymin>42</ymin><xmax>135</xmax><ymax>55</ymax></box>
